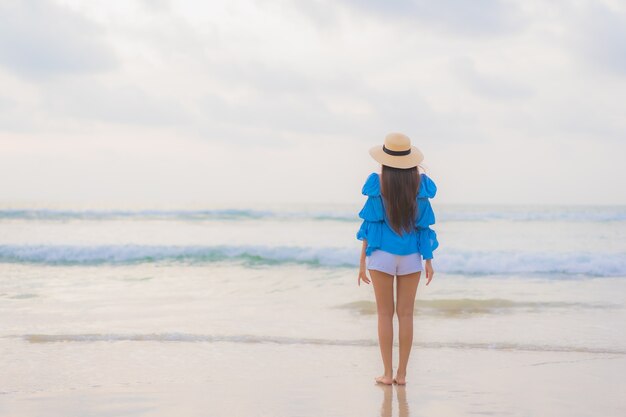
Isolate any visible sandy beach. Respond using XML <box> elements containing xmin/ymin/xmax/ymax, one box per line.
<box><xmin>2</xmin><ymin>336</ymin><xmax>625</xmax><ymax>416</ymax></box>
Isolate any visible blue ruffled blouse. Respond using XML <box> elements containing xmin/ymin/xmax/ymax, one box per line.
<box><xmin>356</xmin><ymin>172</ymin><xmax>439</xmax><ymax>259</ymax></box>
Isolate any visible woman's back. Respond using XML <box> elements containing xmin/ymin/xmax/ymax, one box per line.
<box><xmin>357</xmin><ymin>170</ymin><xmax>438</xmax><ymax>258</ymax></box>
<box><xmin>379</xmin><ymin>173</ymin><xmax>421</xmax><ymax>254</ymax></box>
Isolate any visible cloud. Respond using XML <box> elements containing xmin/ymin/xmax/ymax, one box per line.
<box><xmin>198</xmin><ymin>76</ymin><xmax>479</xmax><ymax>146</ymax></box>
<box><xmin>40</xmin><ymin>78</ymin><xmax>191</xmax><ymax>127</ymax></box>
<box><xmin>201</xmin><ymin>92</ymin><xmax>352</xmax><ymax>137</ymax></box>
<box><xmin>0</xmin><ymin>0</ymin><xmax>624</xmax><ymax>204</ymax></box>
<box><xmin>140</xmin><ymin>0</ymin><xmax>171</xmax><ymax>11</ymax></box>
<box><xmin>336</xmin><ymin>0</ymin><xmax>528</xmax><ymax>36</ymax></box>
<box><xmin>451</xmin><ymin>57</ymin><xmax>534</xmax><ymax>100</ymax></box>
<box><xmin>572</xmin><ymin>2</ymin><xmax>626</xmax><ymax>75</ymax></box>
<box><xmin>0</xmin><ymin>1</ymin><xmax>117</xmax><ymax>78</ymax></box>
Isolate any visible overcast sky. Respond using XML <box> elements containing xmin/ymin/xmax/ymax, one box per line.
<box><xmin>0</xmin><ymin>0</ymin><xmax>624</xmax><ymax>207</ymax></box>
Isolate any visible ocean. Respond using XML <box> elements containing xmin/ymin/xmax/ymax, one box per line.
<box><xmin>1</xmin><ymin>203</ymin><xmax>625</xmax><ymax>416</ymax></box>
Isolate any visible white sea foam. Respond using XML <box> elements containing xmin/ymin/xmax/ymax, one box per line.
<box><xmin>0</xmin><ymin>244</ymin><xmax>356</xmax><ymax>267</ymax></box>
<box><xmin>437</xmin><ymin>248</ymin><xmax>626</xmax><ymax>277</ymax></box>
<box><xmin>0</xmin><ymin>244</ymin><xmax>624</xmax><ymax>277</ymax></box>
<box><xmin>0</xmin><ymin>206</ymin><xmax>624</xmax><ymax>222</ymax></box>
<box><xmin>14</xmin><ymin>333</ymin><xmax>625</xmax><ymax>354</ymax></box>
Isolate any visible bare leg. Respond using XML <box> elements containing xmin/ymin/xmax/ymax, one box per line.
<box><xmin>369</xmin><ymin>269</ymin><xmax>395</xmax><ymax>385</ymax></box>
<box><xmin>395</xmin><ymin>271</ymin><xmax>420</xmax><ymax>384</ymax></box>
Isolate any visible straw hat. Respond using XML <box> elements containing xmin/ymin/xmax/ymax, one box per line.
<box><xmin>369</xmin><ymin>132</ymin><xmax>424</xmax><ymax>169</ymax></box>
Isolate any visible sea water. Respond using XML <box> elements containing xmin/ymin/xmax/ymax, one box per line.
<box><xmin>1</xmin><ymin>203</ymin><xmax>625</xmax><ymax>396</ymax></box>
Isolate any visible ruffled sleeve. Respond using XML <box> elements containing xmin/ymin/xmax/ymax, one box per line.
<box><xmin>415</xmin><ymin>173</ymin><xmax>439</xmax><ymax>260</ymax></box>
<box><xmin>356</xmin><ymin>173</ymin><xmax>384</xmax><ymax>256</ymax></box>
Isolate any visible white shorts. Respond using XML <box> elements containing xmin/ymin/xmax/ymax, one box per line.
<box><xmin>366</xmin><ymin>249</ymin><xmax>423</xmax><ymax>276</ymax></box>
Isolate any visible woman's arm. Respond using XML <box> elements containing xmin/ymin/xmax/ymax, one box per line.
<box><xmin>360</xmin><ymin>239</ymin><xmax>367</xmax><ymax>267</ymax></box>
<box><xmin>424</xmin><ymin>258</ymin><xmax>434</xmax><ymax>286</ymax></box>
<box><xmin>358</xmin><ymin>239</ymin><xmax>370</xmax><ymax>285</ymax></box>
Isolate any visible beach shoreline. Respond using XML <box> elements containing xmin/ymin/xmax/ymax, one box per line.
<box><xmin>1</xmin><ymin>204</ymin><xmax>624</xmax><ymax>416</ymax></box>
<box><xmin>1</xmin><ymin>339</ymin><xmax>624</xmax><ymax>417</ymax></box>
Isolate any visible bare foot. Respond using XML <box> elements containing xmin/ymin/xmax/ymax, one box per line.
<box><xmin>374</xmin><ymin>375</ymin><xmax>393</xmax><ymax>385</ymax></box>
<box><xmin>393</xmin><ymin>373</ymin><xmax>407</xmax><ymax>385</ymax></box>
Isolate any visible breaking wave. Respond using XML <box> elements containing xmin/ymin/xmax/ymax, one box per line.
<box><xmin>1</xmin><ymin>206</ymin><xmax>624</xmax><ymax>222</ymax></box>
<box><xmin>14</xmin><ymin>333</ymin><xmax>625</xmax><ymax>355</ymax></box>
<box><xmin>0</xmin><ymin>244</ymin><xmax>625</xmax><ymax>277</ymax></box>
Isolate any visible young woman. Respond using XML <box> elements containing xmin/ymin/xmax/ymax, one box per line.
<box><xmin>356</xmin><ymin>132</ymin><xmax>439</xmax><ymax>386</ymax></box>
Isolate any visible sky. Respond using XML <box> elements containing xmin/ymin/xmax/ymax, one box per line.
<box><xmin>0</xmin><ymin>0</ymin><xmax>625</xmax><ymax>207</ymax></box>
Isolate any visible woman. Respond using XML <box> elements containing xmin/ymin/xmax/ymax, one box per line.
<box><xmin>356</xmin><ymin>132</ymin><xmax>439</xmax><ymax>386</ymax></box>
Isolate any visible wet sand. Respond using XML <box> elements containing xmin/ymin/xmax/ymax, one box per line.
<box><xmin>1</xmin><ymin>338</ymin><xmax>624</xmax><ymax>417</ymax></box>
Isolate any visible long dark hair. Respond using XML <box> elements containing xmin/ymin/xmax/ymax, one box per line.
<box><xmin>380</xmin><ymin>164</ymin><xmax>421</xmax><ymax>235</ymax></box>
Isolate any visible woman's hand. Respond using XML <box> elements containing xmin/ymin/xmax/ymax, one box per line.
<box><xmin>358</xmin><ymin>264</ymin><xmax>370</xmax><ymax>286</ymax></box>
<box><xmin>425</xmin><ymin>259</ymin><xmax>434</xmax><ymax>285</ymax></box>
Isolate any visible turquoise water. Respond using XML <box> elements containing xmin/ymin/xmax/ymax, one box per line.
<box><xmin>1</xmin><ymin>203</ymin><xmax>625</xmax><ymax>359</ymax></box>
<box><xmin>0</xmin><ymin>204</ymin><xmax>624</xmax><ymax>275</ymax></box>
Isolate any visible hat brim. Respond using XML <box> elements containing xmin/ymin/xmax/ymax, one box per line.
<box><xmin>369</xmin><ymin>145</ymin><xmax>424</xmax><ymax>169</ymax></box>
